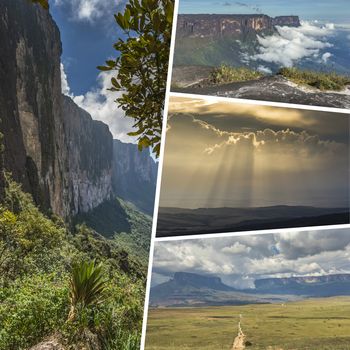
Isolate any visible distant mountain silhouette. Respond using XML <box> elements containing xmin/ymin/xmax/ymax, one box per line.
<box><xmin>253</xmin><ymin>274</ymin><xmax>350</xmax><ymax>297</ymax></box>
<box><xmin>150</xmin><ymin>272</ymin><xmax>350</xmax><ymax>307</ymax></box>
<box><xmin>151</xmin><ymin>272</ymin><xmax>289</xmax><ymax>307</ymax></box>
<box><xmin>157</xmin><ymin>205</ymin><xmax>349</xmax><ymax>237</ymax></box>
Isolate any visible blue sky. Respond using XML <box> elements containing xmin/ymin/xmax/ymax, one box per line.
<box><xmin>179</xmin><ymin>0</ymin><xmax>350</xmax><ymax>23</ymax></box>
<box><xmin>49</xmin><ymin>0</ymin><xmax>139</xmax><ymax>142</ymax></box>
<box><xmin>50</xmin><ymin>0</ymin><xmax>126</xmax><ymax>95</ymax></box>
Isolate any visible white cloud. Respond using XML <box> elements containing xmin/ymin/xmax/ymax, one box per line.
<box><xmin>60</xmin><ymin>63</ymin><xmax>72</xmax><ymax>96</ymax></box>
<box><xmin>222</xmin><ymin>242</ymin><xmax>251</xmax><ymax>254</ymax></box>
<box><xmin>253</xmin><ymin>21</ymin><xmax>335</xmax><ymax>67</ymax></box>
<box><xmin>152</xmin><ymin>229</ymin><xmax>350</xmax><ymax>289</ymax></box>
<box><xmin>60</xmin><ymin>63</ymin><xmax>135</xmax><ymax>142</ymax></box>
<box><xmin>203</xmin><ymin>126</ymin><xmax>346</xmax><ymax>158</ymax></box>
<box><xmin>257</xmin><ymin>65</ymin><xmax>272</xmax><ymax>74</ymax></box>
<box><xmin>321</xmin><ymin>52</ymin><xmax>333</xmax><ymax>63</ymax></box>
<box><xmin>53</xmin><ymin>0</ymin><xmax>121</xmax><ymax>22</ymax></box>
<box><xmin>73</xmin><ymin>71</ymin><xmax>135</xmax><ymax>142</ymax></box>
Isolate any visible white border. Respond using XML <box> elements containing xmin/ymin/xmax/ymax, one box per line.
<box><xmin>140</xmin><ymin>0</ymin><xmax>180</xmax><ymax>347</ymax></box>
<box><xmin>170</xmin><ymin>91</ymin><xmax>350</xmax><ymax>115</ymax></box>
<box><xmin>156</xmin><ymin>223</ymin><xmax>350</xmax><ymax>242</ymax></box>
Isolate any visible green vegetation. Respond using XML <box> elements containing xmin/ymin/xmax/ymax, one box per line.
<box><xmin>98</xmin><ymin>0</ymin><xmax>174</xmax><ymax>157</ymax></box>
<box><xmin>30</xmin><ymin>0</ymin><xmax>49</xmax><ymax>9</ymax></box>
<box><xmin>145</xmin><ymin>297</ymin><xmax>350</xmax><ymax>350</ymax></box>
<box><xmin>210</xmin><ymin>65</ymin><xmax>263</xmax><ymax>85</ymax></box>
<box><xmin>68</xmin><ymin>261</ymin><xmax>108</xmax><ymax>322</ymax></box>
<box><xmin>279</xmin><ymin>67</ymin><xmax>350</xmax><ymax>91</ymax></box>
<box><xmin>173</xmin><ymin>35</ymin><xmax>256</xmax><ymax>68</ymax></box>
<box><xmin>0</xmin><ymin>175</ymin><xmax>148</xmax><ymax>350</ymax></box>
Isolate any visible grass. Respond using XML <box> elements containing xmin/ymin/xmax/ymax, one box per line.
<box><xmin>279</xmin><ymin>67</ymin><xmax>350</xmax><ymax>91</ymax></box>
<box><xmin>210</xmin><ymin>65</ymin><xmax>263</xmax><ymax>85</ymax></box>
<box><xmin>145</xmin><ymin>297</ymin><xmax>350</xmax><ymax>350</ymax></box>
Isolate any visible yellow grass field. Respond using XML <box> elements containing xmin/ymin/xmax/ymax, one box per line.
<box><xmin>145</xmin><ymin>297</ymin><xmax>350</xmax><ymax>350</ymax></box>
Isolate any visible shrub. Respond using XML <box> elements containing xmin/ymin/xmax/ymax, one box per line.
<box><xmin>68</xmin><ymin>260</ymin><xmax>108</xmax><ymax>323</ymax></box>
<box><xmin>0</xmin><ymin>274</ymin><xmax>69</xmax><ymax>350</ymax></box>
<box><xmin>210</xmin><ymin>65</ymin><xmax>263</xmax><ymax>85</ymax></box>
<box><xmin>279</xmin><ymin>67</ymin><xmax>350</xmax><ymax>91</ymax></box>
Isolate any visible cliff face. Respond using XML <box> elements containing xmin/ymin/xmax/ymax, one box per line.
<box><xmin>0</xmin><ymin>0</ymin><xmax>113</xmax><ymax>217</ymax></box>
<box><xmin>0</xmin><ymin>0</ymin><xmax>63</xmax><ymax>213</ymax></box>
<box><xmin>112</xmin><ymin>140</ymin><xmax>157</xmax><ymax>215</ymax></box>
<box><xmin>61</xmin><ymin>96</ymin><xmax>113</xmax><ymax>215</ymax></box>
<box><xmin>177</xmin><ymin>14</ymin><xmax>300</xmax><ymax>38</ymax></box>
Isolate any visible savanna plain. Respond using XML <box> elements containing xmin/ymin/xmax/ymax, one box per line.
<box><xmin>145</xmin><ymin>297</ymin><xmax>350</xmax><ymax>350</ymax></box>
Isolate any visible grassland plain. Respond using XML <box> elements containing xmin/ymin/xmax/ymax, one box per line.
<box><xmin>145</xmin><ymin>297</ymin><xmax>350</xmax><ymax>350</ymax></box>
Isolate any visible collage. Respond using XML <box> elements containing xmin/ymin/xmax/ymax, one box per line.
<box><xmin>0</xmin><ymin>0</ymin><xmax>349</xmax><ymax>350</ymax></box>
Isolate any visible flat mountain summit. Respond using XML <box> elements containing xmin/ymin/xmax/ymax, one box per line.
<box><xmin>150</xmin><ymin>272</ymin><xmax>350</xmax><ymax>307</ymax></box>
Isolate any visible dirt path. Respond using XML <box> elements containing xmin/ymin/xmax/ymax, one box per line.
<box><xmin>231</xmin><ymin>315</ymin><xmax>246</xmax><ymax>350</ymax></box>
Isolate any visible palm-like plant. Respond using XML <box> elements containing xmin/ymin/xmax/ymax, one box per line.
<box><xmin>68</xmin><ymin>260</ymin><xmax>107</xmax><ymax>322</ymax></box>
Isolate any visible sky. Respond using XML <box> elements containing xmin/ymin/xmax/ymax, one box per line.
<box><xmin>178</xmin><ymin>0</ymin><xmax>350</xmax><ymax>23</ymax></box>
<box><xmin>159</xmin><ymin>96</ymin><xmax>349</xmax><ymax>209</ymax></box>
<box><xmin>151</xmin><ymin>228</ymin><xmax>350</xmax><ymax>289</ymax></box>
<box><xmin>49</xmin><ymin>0</ymin><xmax>137</xmax><ymax>142</ymax></box>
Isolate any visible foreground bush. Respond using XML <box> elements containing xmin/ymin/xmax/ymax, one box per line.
<box><xmin>0</xmin><ymin>274</ymin><xmax>68</xmax><ymax>350</ymax></box>
<box><xmin>0</xmin><ymin>177</ymin><xmax>145</xmax><ymax>350</ymax></box>
<box><xmin>279</xmin><ymin>67</ymin><xmax>350</xmax><ymax>91</ymax></box>
<box><xmin>210</xmin><ymin>65</ymin><xmax>263</xmax><ymax>85</ymax></box>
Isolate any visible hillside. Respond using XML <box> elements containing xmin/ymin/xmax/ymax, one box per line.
<box><xmin>0</xmin><ymin>176</ymin><xmax>146</xmax><ymax>350</ymax></box>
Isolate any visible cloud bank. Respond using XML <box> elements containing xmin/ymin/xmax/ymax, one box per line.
<box><xmin>253</xmin><ymin>21</ymin><xmax>335</xmax><ymax>67</ymax></box>
<box><xmin>152</xmin><ymin>229</ymin><xmax>350</xmax><ymax>289</ymax></box>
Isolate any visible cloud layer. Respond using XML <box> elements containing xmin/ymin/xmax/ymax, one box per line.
<box><xmin>253</xmin><ymin>21</ymin><xmax>335</xmax><ymax>67</ymax></box>
<box><xmin>152</xmin><ymin>229</ymin><xmax>350</xmax><ymax>289</ymax></box>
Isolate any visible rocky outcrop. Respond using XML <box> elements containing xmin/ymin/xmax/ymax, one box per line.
<box><xmin>175</xmin><ymin>75</ymin><xmax>350</xmax><ymax>109</ymax></box>
<box><xmin>112</xmin><ymin>139</ymin><xmax>157</xmax><ymax>215</ymax></box>
<box><xmin>177</xmin><ymin>14</ymin><xmax>300</xmax><ymax>38</ymax></box>
<box><xmin>0</xmin><ymin>0</ymin><xmax>113</xmax><ymax>217</ymax></box>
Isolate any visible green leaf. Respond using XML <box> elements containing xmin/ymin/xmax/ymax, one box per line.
<box><xmin>97</xmin><ymin>65</ymin><xmax>113</xmax><ymax>71</ymax></box>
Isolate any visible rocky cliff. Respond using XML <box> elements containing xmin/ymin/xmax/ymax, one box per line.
<box><xmin>112</xmin><ymin>139</ymin><xmax>157</xmax><ymax>215</ymax></box>
<box><xmin>61</xmin><ymin>96</ymin><xmax>113</xmax><ymax>215</ymax></box>
<box><xmin>0</xmin><ymin>0</ymin><xmax>113</xmax><ymax>218</ymax></box>
<box><xmin>177</xmin><ymin>14</ymin><xmax>300</xmax><ymax>38</ymax></box>
<box><xmin>0</xmin><ymin>0</ymin><xmax>158</xmax><ymax>220</ymax></box>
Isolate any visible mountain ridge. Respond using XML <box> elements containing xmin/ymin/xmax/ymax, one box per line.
<box><xmin>177</xmin><ymin>14</ymin><xmax>300</xmax><ymax>38</ymax></box>
<box><xmin>157</xmin><ymin>205</ymin><xmax>350</xmax><ymax>237</ymax></box>
<box><xmin>150</xmin><ymin>271</ymin><xmax>350</xmax><ymax>307</ymax></box>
